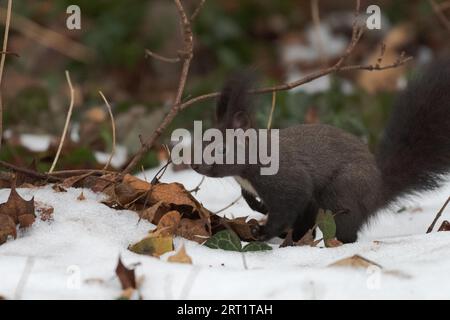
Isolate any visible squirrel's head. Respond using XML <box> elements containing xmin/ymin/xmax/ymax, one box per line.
<box><xmin>190</xmin><ymin>73</ymin><xmax>255</xmax><ymax>178</ymax></box>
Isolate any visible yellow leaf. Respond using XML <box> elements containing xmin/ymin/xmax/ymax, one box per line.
<box><xmin>129</xmin><ymin>234</ymin><xmax>173</xmax><ymax>257</ymax></box>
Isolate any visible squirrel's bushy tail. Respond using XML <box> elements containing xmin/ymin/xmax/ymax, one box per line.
<box><xmin>376</xmin><ymin>58</ymin><xmax>450</xmax><ymax>203</ymax></box>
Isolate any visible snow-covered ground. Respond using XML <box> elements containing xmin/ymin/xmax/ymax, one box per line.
<box><xmin>0</xmin><ymin>166</ymin><xmax>449</xmax><ymax>300</ymax></box>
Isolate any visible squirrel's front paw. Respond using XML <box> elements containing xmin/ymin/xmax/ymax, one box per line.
<box><xmin>259</xmin><ymin>221</ymin><xmax>287</xmax><ymax>241</ymax></box>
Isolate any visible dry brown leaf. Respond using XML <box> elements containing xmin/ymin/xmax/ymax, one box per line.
<box><xmin>177</xmin><ymin>218</ymin><xmax>210</xmax><ymax>244</ymax></box>
<box><xmin>52</xmin><ymin>184</ymin><xmax>67</xmax><ymax>193</ymax></box>
<box><xmin>115</xmin><ymin>257</ymin><xmax>136</xmax><ymax>290</ymax></box>
<box><xmin>279</xmin><ymin>230</ymin><xmax>294</xmax><ymax>248</ymax></box>
<box><xmin>329</xmin><ymin>254</ymin><xmax>381</xmax><ymax>269</ymax></box>
<box><xmin>62</xmin><ymin>173</ymin><xmax>93</xmax><ymax>189</ymax></box>
<box><xmin>0</xmin><ymin>185</ymin><xmax>35</xmax><ymax>224</ymax></box>
<box><xmin>77</xmin><ymin>191</ymin><xmax>86</xmax><ymax>201</ymax></box>
<box><xmin>18</xmin><ymin>214</ymin><xmax>36</xmax><ymax>229</ymax></box>
<box><xmin>139</xmin><ymin>201</ymin><xmax>170</xmax><ymax>224</ymax></box>
<box><xmin>296</xmin><ymin>229</ymin><xmax>319</xmax><ymax>247</ymax></box>
<box><xmin>123</xmin><ymin>174</ymin><xmax>151</xmax><ymax>192</ymax></box>
<box><xmin>35</xmin><ymin>201</ymin><xmax>54</xmax><ymax>222</ymax></box>
<box><xmin>438</xmin><ymin>220</ymin><xmax>450</xmax><ymax>232</ymax></box>
<box><xmin>0</xmin><ymin>214</ymin><xmax>17</xmax><ymax>244</ymax></box>
<box><xmin>156</xmin><ymin>210</ymin><xmax>181</xmax><ymax>236</ymax></box>
<box><xmin>167</xmin><ymin>244</ymin><xmax>192</xmax><ymax>264</ymax></box>
<box><xmin>325</xmin><ymin>238</ymin><xmax>344</xmax><ymax>248</ymax></box>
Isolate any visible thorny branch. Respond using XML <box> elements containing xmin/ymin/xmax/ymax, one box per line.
<box><xmin>122</xmin><ymin>0</ymin><xmax>412</xmax><ymax>175</ymax></box>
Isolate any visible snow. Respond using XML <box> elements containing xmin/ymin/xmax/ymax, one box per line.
<box><xmin>0</xmin><ymin>166</ymin><xmax>449</xmax><ymax>300</ymax></box>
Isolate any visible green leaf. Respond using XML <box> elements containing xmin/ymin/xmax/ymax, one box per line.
<box><xmin>204</xmin><ymin>230</ymin><xmax>242</xmax><ymax>252</ymax></box>
<box><xmin>316</xmin><ymin>209</ymin><xmax>336</xmax><ymax>243</ymax></box>
<box><xmin>242</xmin><ymin>242</ymin><xmax>272</xmax><ymax>252</ymax></box>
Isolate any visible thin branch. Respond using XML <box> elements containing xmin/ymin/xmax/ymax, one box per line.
<box><xmin>145</xmin><ymin>49</ymin><xmax>180</xmax><ymax>63</ymax></box>
<box><xmin>189</xmin><ymin>176</ymin><xmax>205</xmax><ymax>194</ymax></box>
<box><xmin>267</xmin><ymin>91</ymin><xmax>277</xmax><ymax>130</ymax></box>
<box><xmin>121</xmin><ymin>0</ymin><xmax>196</xmax><ymax>176</ymax></box>
<box><xmin>0</xmin><ymin>0</ymin><xmax>12</xmax><ymax>151</ymax></box>
<box><xmin>0</xmin><ymin>160</ymin><xmax>62</xmax><ymax>182</ymax></box>
<box><xmin>214</xmin><ymin>195</ymin><xmax>242</xmax><ymax>214</ymax></box>
<box><xmin>191</xmin><ymin>0</ymin><xmax>206</xmax><ymax>21</ymax></box>
<box><xmin>99</xmin><ymin>91</ymin><xmax>116</xmax><ymax>171</ymax></box>
<box><xmin>311</xmin><ymin>0</ymin><xmax>327</xmax><ymax>66</ymax></box>
<box><xmin>48</xmin><ymin>70</ymin><xmax>75</xmax><ymax>173</ymax></box>
<box><xmin>429</xmin><ymin>0</ymin><xmax>450</xmax><ymax>33</ymax></box>
<box><xmin>427</xmin><ymin>196</ymin><xmax>450</xmax><ymax>233</ymax></box>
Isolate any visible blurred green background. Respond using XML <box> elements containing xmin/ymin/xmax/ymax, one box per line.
<box><xmin>0</xmin><ymin>0</ymin><xmax>449</xmax><ymax>173</ymax></box>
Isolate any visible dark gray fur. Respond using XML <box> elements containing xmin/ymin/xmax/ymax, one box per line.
<box><xmin>192</xmin><ymin>59</ymin><xmax>450</xmax><ymax>243</ymax></box>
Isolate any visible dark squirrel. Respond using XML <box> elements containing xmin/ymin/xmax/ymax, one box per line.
<box><xmin>191</xmin><ymin>59</ymin><xmax>450</xmax><ymax>243</ymax></box>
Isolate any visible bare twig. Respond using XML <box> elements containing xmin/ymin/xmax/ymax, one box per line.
<box><xmin>427</xmin><ymin>196</ymin><xmax>450</xmax><ymax>233</ymax></box>
<box><xmin>214</xmin><ymin>195</ymin><xmax>242</xmax><ymax>214</ymax></box>
<box><xmin>99</xmin><ymin>91</ymin><xmax>116</xmax><ymax>171</ymax></box>
<box><xmin>145</xmin><ymin>49</ymin><xmax>180</xmax><ymax>63</ymax></box>
<box><xmin>189</xmin><ymin>175</ymin><xmax>205</xmax><ymax>194</ymax></box>
<box><xmin>0</xmin><ymin>0</ymin><xmax>12</xmax><ymax>150</ymax></box>
<box><xmin>191</xmin><ymin>0</ymin><xmax>207</xmax><ymax>21</ymax></box>
<box><xmin>267</xmin><ymin>91</ymin><xmax>277</xmax><ymax>130</ymax></box>
<box><xmin>0</xmin><ymin>160</ymin><xmax>62</xmax><ymax>182</ymax></box>
<box><xmin>429</xmin><ymin>0</ymin><xmax>450</xmax><ymax>33</ymax></box>
<box><xmin>122</xmin><ymin>0</ymin><xmax>197</xmax><ymax>175</ymax></box>
<box><xmin>48</xmin><ymin>70</ymin><xmax>75</xmax><ymax>173</ymax></box>
<box><xmin>122</xmin><ymin>0</ymin><xmax>411</xmax><ymax>174</ymax></box>
<box><xmin>311</xmin><ymin>0</ymin><xmax>327</xmax><ymax>66</ymax></box>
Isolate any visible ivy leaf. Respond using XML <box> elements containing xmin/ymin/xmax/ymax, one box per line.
<box><xmin>242</xmin><ymin>241</ymin><xmax>272</xmax><ymax>252</ymax></box>
<box><xmin>316</xmin><ymin>209</ymin><xmax>336</xmax><ymax>243</ymax></box>
<box><xmin>204</xmin><ymin>230</ymin><xmax>242</xmax><ymax>251</ymax></box>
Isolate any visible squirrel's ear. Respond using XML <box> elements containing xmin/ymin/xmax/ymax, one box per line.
<box><xmin>232</xmin><ymin>110</ymin><xmax>251</xmax><ymax>129</ymax></box>
<box><xmin>217</xmin><ymin>71</ymin><xmax>255</xmax><ymax>124</ymax></box>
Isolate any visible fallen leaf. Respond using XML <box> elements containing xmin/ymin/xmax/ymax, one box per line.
<box><xmin>0</xmin><ymin>214</ymin><xmax>16</xmax><ymax>245</ymax></box>
<box><xmin>168</xmin><ymin>244</ymin><xmax>192</xmax><ymax>264</ymax></box>
<box><xmin>325</xmin><ymin>238</ymin><xmax>343</xmax><ymax>248</ymax></box>
<box><xmin>242</xmin><ymin>241</ymin><xmax>272</xmax><ymax>252</ymax></box>
<box><xmin>77</xmin><ymin>191</ymin><xmax>86</xmax><ymax>201</ymax></box>
<box><xmin>115</xmin><ymin>257</ymin><xmax>136</xmax><ymax>290</ymax></box>
<box><xmin>296</xmin><ymin>228</ymin><xmax>319</xmax><ymax>247</ymax></box>
<box><xmin>329</xmin><ymin>255</ymin><xmax>381</xmax><ymax>269</ymax></box>
<box><xmin>279</xmin><ymin>230</ymin><xmax>294</xmax><ymax>248</ymax></box>
<box><xmin>316</xmin><ymin>209</ymin><xmax>336</xmax><ymax>243</ymax></box>
<box><xmin>176</xmin><ymin>218</ymin><xmax>210</xmax><ymax>244</ymax></box>
<box><xmin>438</xmin><ymin>220</ymin><xmax>450</xmax><ymax>232</ymax></box>
<box><xmin>205</xmin><ymin>229</ymin><xmax>242</xmax><ymax>251</ymax></box>
<box><xmin>18</xmin><ymin>214</ymin><xmax>36</xmax><ymax>228</ymax></box>
<box><xmin>35</xmin><ymin>201</ymin><xmax>54</xmax><ymax>222</ymax></box>
<box><xmin>139</xmin><ymin>201</ymin><xmax>170</xmax><ymax>224</ymax></box>
<box><xmin>156</xmin><ymin>210</ymin><xmax>181</xmax><ymax>236</ymax></box>
<box><xmin>123</xmin><ymin>174</ymin><xmax>151</xmax><ymax>192</ymax></box>
<box><xmin>221</xmin><ymin>216</ymin><xmax>260</xmax><ymax>241</ymax></box>
<box><xmin>52</xmin><ymin>184</ymin><xmax>67</xmax><ymax>192</ymax></box>
<box><xmin>0</xmin><ymin>185</ymin><xmax>35</xmax><ymax>224</ymax></box>
<box><xmin>129</xmin><ymin>234</ymin><xmax>174</xmax><ymax>257</ymax></box>
<box><xmin>62</xmin><ymin>173</ymin><xmax>94</xmax><ymax>189</ymax></box>
<box><xmin>117</xmin><ymin>287</ymin><xmax>139</xmax><ymax>300</ymax></box>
